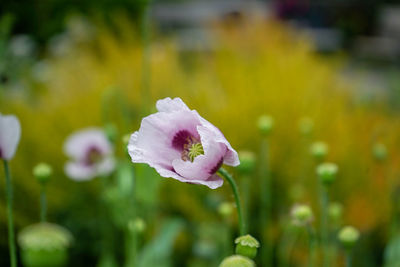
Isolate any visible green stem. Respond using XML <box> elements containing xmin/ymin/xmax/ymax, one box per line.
<box><xmin>218</xmin><ymin>167</ymin><xmax>245</xmax><ymax>236</ymax></box>
<box><xmin>260</xmin><ymin>137</ymin><xmax>272</xmax><ymax>266</ymax></box>
<box><xmin>241</xmin><ymin>174</ymin><xmax>250</xmax><ymax>233</ymax></box>
<box><xmin>40</xmin><ymin>184</ymin><xmax>47</xmax><ymax>222</ymax></box>
<box><xmin>320</xmin><ymin>185</ymin><xmax>330</xmax><ymax>267</ymax></box>
<box><xmin>345</xmin><ymin>251</ymin><xmax>352</xmax><ymax>267</ymax></box>
<box><xmin>3</xmin><ymin>160</ymin><xmax>17</xmax><ymax>267</ymax></box>
<box><xmin>307</xmin><ymin>225</ymin><xmax>317</xmax><ymax>267</ymax></box>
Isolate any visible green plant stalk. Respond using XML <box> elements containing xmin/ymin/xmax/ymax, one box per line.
<box><xmin>307</xmin><ymin>225</ymin><xmax>317</xmax><ymax>267</ymax></box>
<box><xmin>218</xmin><ymin>168</ymin><xmax>245</xmax><ymax>236</ymax></box>
<box><xmin>3</xmin><ymin>160</ymin><xmax>17</xmax><ymax>267</ymax></box>
<box><xmin>320</xmin><ymin>185</ymin><xmax>330</xmax><ymax>267</ymax></box>
<box><xmin>40</xmin><ymin>184</ymin><xmax>47</xmax><ymax>222</ymax></box>
<box><xmin>260</xmin><ymin>137</ymin><xmax>272</xmax><ymax>266</ymax></box>
<box><xmin>278</xmin><ymin>224</ymin><xmax>299</xmax><ymax>267</ymax></box>
<box><xmin>124</xmin><ymin>229</ymin><xmax>139</xmax><ymax>267</ymax></box>
<box><xmin>345</xmin><ymin>250</ymin><xmax>352</xmax><ymax>267</ymax></box>
<box><xmin>241</xmin><ymin>174</ymin><xmax>251</xmax><ymax>233</ymax></box>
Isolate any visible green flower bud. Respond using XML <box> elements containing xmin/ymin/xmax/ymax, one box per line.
<box><xmin>338</xmin><ymin>226</ymin><xmax>360</xmax><ymax>249</ymax></box>
<box><xmin>257</xmin><ymin>115</ymin><xmax>274</xmax><ymax>136</ymax></box>
<box><xmin>18</xmin><ymin>223</ymin><xmax>73</xmax><ymax>267</ymax></box>
<box><xmin>316</xmin><ymin>162</ymin><xmax>338</xmax><ymax>186</ymax></box>
<box><xmin>219</xmin><ymin>255</ymin><xmax>255</xmax><ymax>267</ymax></box>
<box><xmin>291</xmin><ymin>204</ymin><xmax>313</xmax><ymax>226</ymax></box>
<box><xmin>328</xmin><ymin>202</ymin><xmax>343</xmax><ymax>222</ymax></box>
<box><xmin>310</xmin><ymin>141</ymin><xmax>328</xmax><ymax>160</ymax></box>
<box><xmin>237</xmin><ymin>151</ymin><xmax>256</xmax><ymax>174</ymax></box>
<box><xmin>128</xmin><ymin>218</ymin><xmax>146</xmax><ymax>233</ymax></box>
<box><xmin>33</xmin><ymin>163</ymin><xmax>53</xmax><ymax>184</ymax></box>
<box><xmin>235</xmin><ymin>234</ymin><xmax>260</xmax><ymax>259</ymax></box>
<box><xmin>122</xmin><ymin>134</ymin><xmax>131</xmax><ymax>147</ymax></box>
<box><xmin>372</xmin><ymin>143</ymin><xmax>387</xmax><ymax>162</ymax></box>
<box><xmin>299</xmin><ymin>117</ymin><xmax>314</xmax><ymax>136</ymax></box>
<box><xmin>218</xmin><ymin>202</ymin><xmax>234</xmax><ymax>217</ymax></box>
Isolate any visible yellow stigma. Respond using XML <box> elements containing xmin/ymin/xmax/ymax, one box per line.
<box><xmin>188</xmin><ymin>143</ymin><xmax>204</xmax><ymax>162</ymax></box>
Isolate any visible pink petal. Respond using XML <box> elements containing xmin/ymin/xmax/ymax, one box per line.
<box><xmin>0</xmin><ymin>114</ymin><xmax>21</xmax><ymax>160</ymax></box>
<box><xmin>64</xmin><ymin>158</ymin><xmax>115</xmax><ymax>181</ymax></box>
<box><xmin>172</xmin><ymin>139</ymin><xmax>226</xmax><ymax>188</ymax></box>
<box><xmin>196</xmin><ymin>121</ymin><xmax>239</xmax><ymax>166</ymax></box>
<box><xmin>156</xmin><ymin>97</ymin><xmax>190</xmax><ymax>113</ymax></box>
<box><xmin>128</xmin><ymin>110</ymin><xmax>200</xmax><ymax>167</ymax></box>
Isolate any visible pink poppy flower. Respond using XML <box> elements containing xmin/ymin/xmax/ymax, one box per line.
<box><xmin>0</xmin><ymin>113</ymin><xmax>21</xmax><ymax>160</ymax></box>
<box><xmin>64</xmin><ymin>128</ymin><xmax>115</xmax><ymax>181</ymax></box>
<box><xmin>128</xmin><ymin>97</ymin><xmax>239</xmax><ymax>189</ymax></box>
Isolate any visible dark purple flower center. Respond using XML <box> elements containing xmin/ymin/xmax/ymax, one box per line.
<box><xmin>172</xmin><ymin>130</ymin><xmax>192</xmax><ymax>151</ymax></box>
<box><xmin>0</xmin><ymin>147</ymin><xmax>3</xmax><ymax>159</ymax></box>
<box><xmin>83</xmin><ymin>146</ymin><xmax>103</xmax><ymax>166</ymax></box>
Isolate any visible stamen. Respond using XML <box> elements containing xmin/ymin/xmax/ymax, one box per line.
<box><xmin>181</xmin><ymin>136</ymin><xmax>204</xmax><ymax>162</ymax></box>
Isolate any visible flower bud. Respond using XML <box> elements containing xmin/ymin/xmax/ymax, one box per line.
<box><xmin>310</xmin><ymin>141</ymin><xmax>328</xmax><ymax>160</ymax></box>
<box><xmin>299</xmin><ymin>117</ymin><xmax>314</xmax><ymax>136</ymax></box>
<box><xmin>257</xmin><ymin>115</ymin><xmax>274</xmax><ymax>136</ymax></box>
<box><xmin>33</xmin><ymin>163</ymin><xmax>53</xmax><ymax>184</ymax></box>
<box><xmin>328</xmin><ymin>202</ymin><xmax>343</xmax><ymax>222</ymax></box>
<box><xmin>372</xmin><ymin>143</ymin><xmax>387</xmax><ymax>162</ymax></box>
<box><xmin>128</xmin><ymin>218</ymin><xmax>146</xmax><ymax>233</ymax></box>
<box><xmin>338</xmin><ymin>226</ymin><xmax>360</xmax><ymax>249</ymax></box>
<box><xmin>237</xmin><ymin>151</ymin><xmax>256</xmax><ymax>174</ymax></box>
<box><xmin>18</xmin><ymin>223</ymin><xmax>73</xmax><ymax>267</ymax></box>
<box><xmin>218</xmin><ymin>202</ymin><xmax>234</xmax><ymax>218</ymax></box>
<box><xmin>219</xmin><ymin>255</ymin><xmax>255</xmax><ymax>267</ymax></box>
<box><xmin>122</xmin><ymin>134</ymin><xmax>131</xmax><ymax>147</ymax></box>
<box><xmin>316</xmin><ymin>162</ymin><xmax>338</xmax><ymax>186</ymax></box>
<box><xmin>235</xmin><ymin>234</ymin><xmax>260</xmax><ymax>259</ymax></box>
<box><xmin>291</xmin><ymin>204</ymin><xmax>313</xmax><ymax>226</ymax></box>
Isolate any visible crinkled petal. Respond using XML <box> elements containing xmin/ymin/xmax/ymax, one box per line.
<box><xmin>156</xmin><ymin>97</ymin><xmax>190</xmax><ymax>113</ymax></box>
<box><xmin>172</xmin><ymin>139</ymin><xmax>226</xmax><ymax>188</ymax></box>
<box><xmin>128</xmin><ymin>110</ymin><xmax>200</xmax><ymax>167</ymax></box>
<box><xmin>64</xmin><ymin>128</ymin><xmax>111</xmax><ymax>160</ymax></box>
<box><xmin>196</xmin><ymin>123</ymin><xmax>239</xmax><ymax>166</ymax></box>
<box><xmin>0</xmin><ymin>114</ymin><xmax>21</xmax><ymax>160</ymax></box>
<box><xmin>150</xmin><ymin>161</ymin><xmax>223</xmax><ymax>189</ymax></box>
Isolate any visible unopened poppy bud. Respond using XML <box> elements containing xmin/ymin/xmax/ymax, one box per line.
<box><xmin>257</xmin><ymin>115</ymin><xmax>274</xmax><ymax>136</ymax></box>
<box><xmin>310</xmin><ymin>141</ymin><xmax>328</xmax><ymax>160</ymax></box>
<box><xmin>328</xmin><ymin>202</ymin><xmax>343</xmax><ymax>222</ymax></box>
<box><xmin>128</xmin><ymin>218</ymin><xmax>146</xmax><ymax>233</ymax></box>
<box><xmin>235</xmin><ymin>234</ymin><xmax>260</xmax><ymax>259</ymax></box>
<box><xmin>237</xmin><ymin>151</ymin><xmax>256</xmax><ymax>174</ymax></box>
<box><xmin>122</xmin><ymin>134</ymin><xmax>131</xmax><ymax>147</ymax></box>
<box><xmin>299</xmin><ymin>117</ymin><xmax>314</xmax><ymax>136</ymax></box>
<box><xmin>219</xmin><ymin>255</ymin><xmax>255</xmax><ymax>267</ymax></box>
<box><xmin>372</xmin><ymin>143</ymin><xmax>387</xmax><ymax>162</ymax></box>
<box><xmin>291</xmin><ymin>204</ymin><xmax>313</xmax><ymax>226</ymax></box>
<box><xmin>33</xmin><ymin>163</ymin><xmax>53</xmax><ymax>184</ymax></box>
<box><xmin>316</xmin><ymin>162</ymin><xmax>338</xmax><ymax>186</ymax></box>
<box><xmin>218</xmin><ymin>202</ymin><xmax>234</xmax><ymax>217</ymax></box>
<box><xmin>338</xmin><ymin>226</ymin><xmax>360</xmax><ymax>249</ymax></box>
<box><xmin>18</xmin><ymin>223</ymin><xmax>73</xmax><ymax>267</ymax></box>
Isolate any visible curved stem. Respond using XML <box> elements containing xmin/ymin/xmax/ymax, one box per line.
<box><xmin>218</xmin><ymin>167</ymin><xmax>245</xmax><ymax>236</ymax></box>
<box><xmin>40</xmin><ymin>184</ymin><xmax>47</xmax><ymax>222</ymax></box>
<box><xmin>3</xmin><ymin>160</ymin><xmax>17</xmax><ymax>267</ymax></box>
